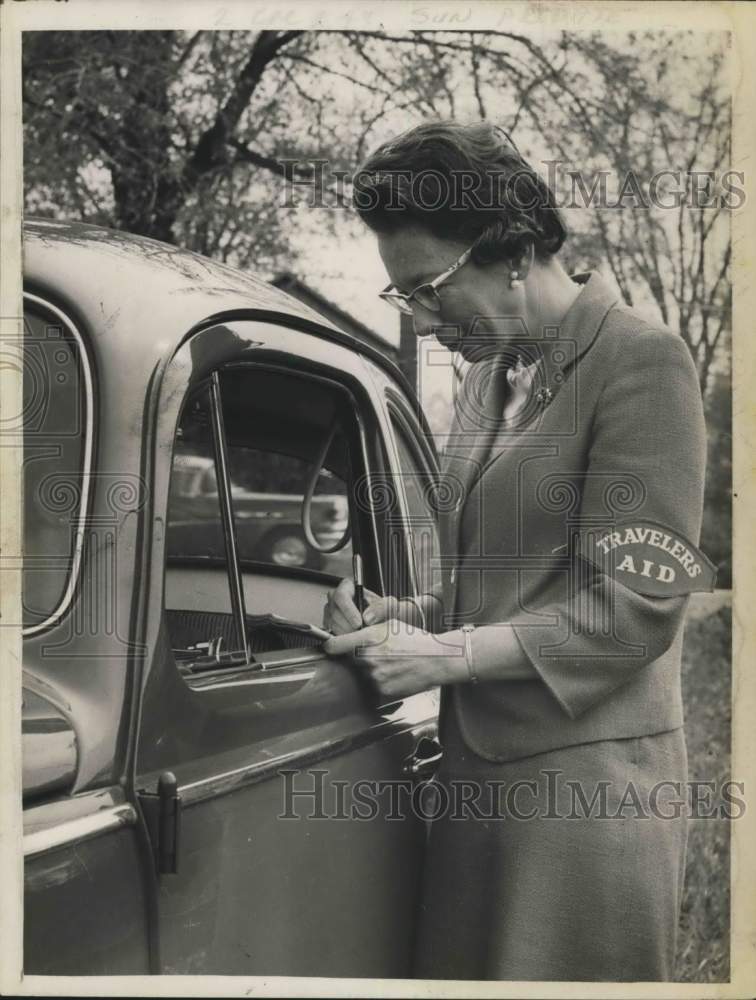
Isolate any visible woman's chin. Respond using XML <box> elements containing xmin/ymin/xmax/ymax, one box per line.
<box><xmin>434</xmin><ymin>330</ymin><xmax>464</xmax><ymax>354</ymax></box>
<box><xmin>434</xmin><ymin>327</ymin><xmax>503</xmax><ymax>361</ymax></box>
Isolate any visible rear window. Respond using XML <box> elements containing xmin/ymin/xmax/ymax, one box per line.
<box><xmin>22</xmin><ymin>300</ymin><xmax>92</xmax><ymax>632</ymax></box>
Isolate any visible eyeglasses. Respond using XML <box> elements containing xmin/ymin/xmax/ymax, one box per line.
<box><xmin>379</xmin><ymin>246</ymin><xmax>473</xmax><ymax>315</ymax></box>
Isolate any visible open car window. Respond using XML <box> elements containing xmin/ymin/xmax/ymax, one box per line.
<box><xmin>164</xmin><ymin>364</ymin><xmax>367</xmax><ymax>674</ymax></box>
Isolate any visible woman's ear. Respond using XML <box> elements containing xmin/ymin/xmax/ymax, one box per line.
<box><xmin>508</xmin><ymin>243</ymin><xmax>535</xmax><ymax>288</ymax></box>
<box><xmin>516</xmin><ymin>242</ymin><xmax>536</xmax><ymax>279</ymax></box>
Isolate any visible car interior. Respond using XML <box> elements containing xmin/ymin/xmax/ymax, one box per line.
<box><xmin>163</xmin><ymin>364</ymin><xmax>376</xmax><ymax>672</ymax></box>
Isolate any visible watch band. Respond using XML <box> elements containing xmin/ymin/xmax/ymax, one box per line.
<box><xmin>461</xmin><ymin>624</ymin><xmax>478</xmax><ymax>684</ymax></box>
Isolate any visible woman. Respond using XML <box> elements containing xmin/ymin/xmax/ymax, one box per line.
<box><xmin>323</xmin><ymin>121</ymin><xmax>707</xmax><ymax>981</ymax></box>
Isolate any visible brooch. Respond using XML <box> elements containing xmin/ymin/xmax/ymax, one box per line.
<box><xmin>536</xmin><ymin>386</ymin><xmax>554</xmax><ymax>406</ymax></box>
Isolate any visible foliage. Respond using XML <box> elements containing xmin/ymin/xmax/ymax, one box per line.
<box><xmin>535</xmin><ymin>33</ymin><xmax>732</xmax><ymax>393</ymax></box>
<box><xmin>24</xmin><ymin>31</ymin><xmax>310</xmax><ymax>273</ymax></box>
<box><xmin>23</xmin><ymin>29</ymin><xmax>731</xmax><ymax>391</ymax></box>
<box><xmin>677</xmin><ymin>599</ymin><xmax>731</xmax><ymax>981</ymax></box>
<box><xmin>700</xmin><ymin>372</ymin><xmax>732</xmax><ymax>587</ymax></box>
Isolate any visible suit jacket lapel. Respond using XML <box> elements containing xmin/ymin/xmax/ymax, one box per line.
<box><xmin>478</xmin><ymin>271</ymin><xmax>623</xmax><ymax>465</ymax></box>
<box><xmin>440</xmin><ymin>270</ymin><xmax>622</xmax><ymax>608</ymax></box>
<box><xmin>440</xmin><ymin>355</ymin><xmax>509</xmax><ymax>554</ymax></box>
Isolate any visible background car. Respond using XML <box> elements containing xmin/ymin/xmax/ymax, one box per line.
<box><xmin>166</xmin><ymin>451</ymin><xmax>351</xmax><ymax>571</ymax></box>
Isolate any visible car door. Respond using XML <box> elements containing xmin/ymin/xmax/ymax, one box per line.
<box><xmin>133</xmin><ymin>320</ymin><xmax>439</xmax><ymax>977</ymax></box>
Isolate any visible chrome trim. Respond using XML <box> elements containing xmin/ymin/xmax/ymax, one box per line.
<box><xmin>23</xmin><ymin>787</ymin><xmax>137</xmax><ymax>858</ymax></box>
<box><xmin>254</xmin><ymin>650</ymin><xmax>323</xmax><ymax>668</ymax></box>
<box><xmin>402</xmin><ymin>745</ymin><xmax>444</xmax><ymax>775</ymax></box>
<box><xmin>186</xmin><ymin>649</ymin><xmax>325</xmax><ymax>689</ymax></box>
<box><xmin>22</xmin><ymin>688</ymin><xmax>78</xmax><ymax>800</ymax></box>
<box><xmin>353</xmin><ymin>400</ymin><xmax>386</xmax><ymax>596</ymax></box>
<box><xmin>22</xmin><ymin>293</ymin><xmax>95</xmax><ymax>637</ymax></box>
<box><xmin>176</xmin><ymin>718</ymin><xmax>438</xmax><ymax>808</ymax></box>
<box><xmin>208</xmin><ymin>371</ymin><xmax>250</xmax><ymax>661</ymax></box>
<box><xmin>189</xmin><ymin>667</ymin><xmax>317</xmax><ymax>693</ymax></box>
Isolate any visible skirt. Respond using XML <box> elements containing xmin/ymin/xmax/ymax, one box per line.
<box><xmin>413</xmin><ymin>722</ymin><xmax>688</xmax><ymax>982</ymax></box>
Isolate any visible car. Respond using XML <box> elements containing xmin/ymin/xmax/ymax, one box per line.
<box><xmin>20</xmin><ymin>219</ymin><xmax>443</xmax><ymax>977</ymax></box>
<box><xmin>166</xmin><ymin>451</ymin><xmax>350</xmax><ymax>571</ymax></box>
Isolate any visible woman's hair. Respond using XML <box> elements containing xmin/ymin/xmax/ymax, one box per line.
<box><xmin>353</xmin><ymin>120</ymin><xmax>567</xmax><ymax>264</ymax></box>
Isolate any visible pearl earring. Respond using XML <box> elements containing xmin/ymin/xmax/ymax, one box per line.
<box><xmin>509</xmin><ymin>270</ymin><xmax>523</xmax><ymax>289</ymax></box>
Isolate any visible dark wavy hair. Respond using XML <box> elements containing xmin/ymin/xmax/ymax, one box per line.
<box><xmin>352</xmin><ymin>120</ymin><xmax>567</xmax><ymax>264</ymax></box>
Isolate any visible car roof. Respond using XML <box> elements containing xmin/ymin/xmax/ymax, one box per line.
<box><xmin>22</xmin><ymin>218</ymin><xmax>408</xmax><ymax>387</ymax></box>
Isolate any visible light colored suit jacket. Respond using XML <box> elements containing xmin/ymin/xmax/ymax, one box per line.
<box><xmin>435</xmin><ymin>271</ymin><xmax>707</xmax><ymax>762</ymax></box>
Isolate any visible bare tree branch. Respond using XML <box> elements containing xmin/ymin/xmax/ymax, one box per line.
<box><xmin>183</xmin><ymin>30</ymin><xmax>303</xmax><ymax>187</ymax></box>
<box><xmin>176</xmin><ymin>31</ymin><xmax>203</xmax><ymax>70</ymax></box>
<box><xmin>469</xmin><ymin>33</ymin><xmax>488</xmax><ymax>118</ymax></box>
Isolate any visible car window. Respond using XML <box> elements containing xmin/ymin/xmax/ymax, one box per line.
<box><xmin>22</xmin><ymin>301</ymin><xmax>92</xmax><ymax>632</ymax></box>
<box><xmin>166</xmin><ymin>377</ymin><xmax>353</xmax><ymax>577</ymax></box>
<box><xmin>209</xmin><ymin>444</ymin><xmax>351</xmax><ymax>576</ymax></box>
<box><xmin>389</xmin><ymin>408</ymin><xmax>440</xmax><ymax>600</ymax></box>
<box><xmin>164</xmin><ymin>384</ymin><xmax>241</xmax><ymax>663</ymax></box>
<box><xmin>164</xmin><ymin>364</ymin><xmax>365</xmax><ymax>673</ymax></box>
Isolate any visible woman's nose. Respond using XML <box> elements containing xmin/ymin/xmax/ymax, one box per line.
<box><xmin>412</xmin><ymin>314</ymin><xmax>433</xmax><ymax>338</ymax></box>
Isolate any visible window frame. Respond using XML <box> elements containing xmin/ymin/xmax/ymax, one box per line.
<box><xmin>220</xmin><ymin>360</ymin><xmax>380</xmax><ymax>590</ymax></box>
<box><xmin>384</xmin><ymin>390</ymin><xmax>442</xmax><ymax>606</ymax></box>
<box><xmin>22</xmin><ymin>293</ymin><xmax>95</xmax><ymax>638</ymax></box>
<box><xmin>385</xmin><ymin>387</ymin><xmax>441</xmax><ymax>479</ymax></box>
<box><xmin>164</xmin><ymin>357</ymin><xmax>385</xmax><ymax>673</ymax></box>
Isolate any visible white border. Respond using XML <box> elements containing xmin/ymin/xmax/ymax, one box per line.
<box><xmin>1</xmin><ymin>2</ymin><xmax>754</xmax><ymax>998</ymax></box>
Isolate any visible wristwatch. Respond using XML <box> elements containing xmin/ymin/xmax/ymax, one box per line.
<box><xmin>461</xmin><ymin>624</ymin><xmax>478</xmax><ymax>684</ymax></box>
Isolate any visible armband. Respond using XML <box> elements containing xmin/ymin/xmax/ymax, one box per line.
<box><xmin>579</xmin><ymin>519</ymin><xmax>717</xmax><ymax>597</ymax></box>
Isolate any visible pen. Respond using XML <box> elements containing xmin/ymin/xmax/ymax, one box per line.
<box><xmin>353</xmin><ymin>552</ymin><xmax>365</xmax><ymax>625</ymax></box>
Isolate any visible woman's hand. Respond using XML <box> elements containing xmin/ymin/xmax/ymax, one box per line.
<box><xmin>323</xmin><ymin>578</ymin><xmax>424</xmax><ymax>634</ymax></box>
<box><xmin>322</xmin><ymin>620</ymin><xmax>467</xmax><ymax>699</ymax></box>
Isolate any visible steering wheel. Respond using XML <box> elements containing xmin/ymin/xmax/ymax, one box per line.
<box><xmin>301</xmin><ymin>422</ymin><xmax>352</xmax><ymax>554</ymax></box>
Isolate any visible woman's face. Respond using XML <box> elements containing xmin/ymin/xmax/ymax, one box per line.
<box><xmin>377</xmin><ymin>222</ymin><xmax>524</xmax><ymax>361</ymax></box>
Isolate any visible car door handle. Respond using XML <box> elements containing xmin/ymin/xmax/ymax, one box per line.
<box><xmin>402</xmin><ymin>736</ymin><xmax>443</xmax><ymax>776</ymax></box>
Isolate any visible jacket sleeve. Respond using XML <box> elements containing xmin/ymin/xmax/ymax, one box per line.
<box><xmin>512</xmin><ymin>329</ymin><xmax>707</xmax><ymax>719</ymax></box>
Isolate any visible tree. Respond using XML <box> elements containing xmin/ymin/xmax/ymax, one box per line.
<box><xmin>700</xmin><ymin>371</ymin><xmax>732</xmax><ymax>587</ymax></box>
<box><xmin>24</xmin><ymin>31</ymin><xmax>312</xmax><ymax>271</ymax></box>
<box><xmin>546</xmin><ymin>33</ymin><xmax>732</xmax><ymax>395</ymax></box>
<box><xmin>23</xmin><ymin>28</ymin><xmax>731</xmax><ymax>391</ymax></box>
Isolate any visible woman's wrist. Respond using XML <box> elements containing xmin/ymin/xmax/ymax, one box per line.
<box><xmin>440</xmin><ymin>624</ymin><xmax>538</xmax><ymax>685</ymax></box>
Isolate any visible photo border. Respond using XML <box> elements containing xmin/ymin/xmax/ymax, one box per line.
<box><xmin>1</xmin><ymin>2</ymin><xmax>753</xmax><ymax>997</ymax></box>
